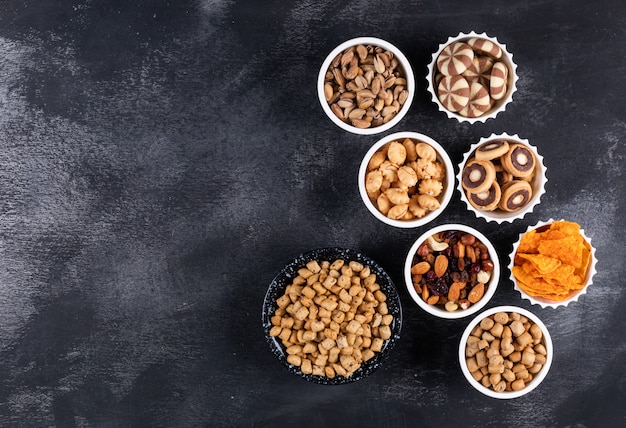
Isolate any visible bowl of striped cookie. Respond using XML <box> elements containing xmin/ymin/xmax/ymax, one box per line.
<box><xmin>426</xmin><ymin>32</ymin><xmax>519</xmax><ymax>124</ymax></box>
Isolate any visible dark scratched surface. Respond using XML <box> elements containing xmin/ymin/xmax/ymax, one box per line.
<box><xmin>0</xmin><ymin>0</ymin><xmax>625</xmax><ymax>427</ymax></box>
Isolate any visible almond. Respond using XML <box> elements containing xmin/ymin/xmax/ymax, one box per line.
<box><xmin>411</xmin><ymin>261</ymin><xmax>431</xmax><ymax>275</ymax></box>
<box><xmin>448</xmin><ymin>281</ymin><xmax>464</xmax><ymax>302</ymax></box>
<box><xmin>434</xmin><ymin>254</ymin><xmax>448</xmax><ymax>278</ymax></box>
<box><xmin>468</xmin><ymin>282</ymin><xmax>485</xmax><ymax>303</ymax></box>
<box><xmin>427</xmin><ymin>295</ymin><xmax>439</xmax><ymax>305</ymax></box>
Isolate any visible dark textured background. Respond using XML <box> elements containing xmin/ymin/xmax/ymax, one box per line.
<box><xmin>0</xmin><ymin>0</ymin><xmax>625</xmax><ymax>427</ymax></box>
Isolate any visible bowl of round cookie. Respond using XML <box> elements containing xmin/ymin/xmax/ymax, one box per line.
<box><xmin>358</xmin><ymin>131</ymin><xmax>454</xmax><ymax>228</ymax></box>
<box><xmin>318</xmin><ymin>37</ymin><xmax>415</xmax><ymax>135</ymax></box>
<box><xmin>509</xmin><ymin>219</ymin><xmax>597</xmax><ymax>308</ymax></box>
<box><xmin>459</xmin><ymin>306</ymin><xmax>553</xmax><ymax>399</ymax></box>
<box><xmin>458</xmin><ymin>133</ymin><xmax>547</xmax><ymax>223</ymax></box>
<box><xmin>404</xmin><ymin>224</ymin><xmax>500</xmax><ymax>319</ymax></box>
<box><xmin>262</xmin><ymin>247</ymin><xmax>402</xmax><ymax>384</ymax></box>
<box><xmin>426</xmin><ymin>31</ymin><xmax>518</xmax><ymax>123</ymax></box>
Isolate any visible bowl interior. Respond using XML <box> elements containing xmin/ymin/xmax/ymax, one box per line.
<box><xmin>457</xmin><ymin>134</ymin><xmax>547</xmax><ymax>223</ymax></box>
<box><xmin>427</xmin><ymin>32</ymin><xmax>518</xmax><ymax>124</ymax></box>
<box><xmin>508</xmin><ymin>219</ymin><xmax>597</xmax><ymax>308</ymax></box>
<box><xmin>318</xmin><ymin>37</ymin><xmax>415</xmax><ymax>135</ymax></box>
<box><xmin>458</xmin><ymin>305</ymin><xmax>553</xmax><ymax>399</ymax></box>
<box><xmin>404</xmin><ymin>224</ymin><xmax>500</xmax><ymax>319</ymax></box>
<box><xmin>262</xmin><ymin>247</ymin><xmax>402</xmax><ymax>384</ymax></box>
<box><xmin>358</xmin><ymin>132</ymin><xmax>454</xmax><ymax>228</ymax></box>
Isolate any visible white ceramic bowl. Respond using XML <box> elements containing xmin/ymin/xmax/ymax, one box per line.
<box><xmin>358</xmin><ymin>131</ymin><xmax>454</xmax><ymax>228</ymax></box>
<box><xmin>404</xmin><ymin>224</ymin><xmax>500</xmax><ymax>319</ymax></box>
<box><xmin>459</xmin><ymin>306</ymin><xmax>553</xmax><ymax>399</ymax></box>
<box><xmin>318</xmin><ymin>37</ymin><xmax>415</xmax><ymax>135</ymax></box>
<box><xmin>457</xmin><ymin>133</ymin><xmax>547</xmax><ymax>223</ymax></box>
<box><xmin>509</xmin><ymin>219</ymin><xmax>598</xmax><ymax>308</ymax></box>
<box><xmin>426</xmin><ymin>31</ymin><xmax>518</xmax><ymax>124</ymax></box>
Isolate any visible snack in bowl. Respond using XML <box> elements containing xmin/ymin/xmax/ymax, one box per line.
<box><xmin>427</xmin><ymin>32</ymin><xmax>518</xmax><ymax>123</ymax></box>
<box><xmin>459</xmin><ymin>306</ymin><xmax>553</xmax><ymax>399</ymax></box>
<box><xmin>510</xmin><ymin>220</ymin><xmax>596</xmax><ymax>306</ymax></box>
<box><xmin>458</xmin><ymin>133</ymin><xmax>547</xmax><ymax>223</ymax></box>
<box><xmin>262</xmin><ymin>248</ymin><xmax>401</xmax><ymax>384</ymax></box>
<box><xmin>404</xmin><ymin>224</ymin><xmax>499</xmax><ymax>319</ymax></box>
<box><xmin>359</xmin><ymin>132</ymin><xmax>454</xmax><ymax>228</ymax></box>
<box><xmin>318</xmin><ymin>37</ymin><xmax>415</xmax><ymax>135</ymax></box>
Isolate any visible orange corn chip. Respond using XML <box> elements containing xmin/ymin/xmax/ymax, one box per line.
<box><xmin>517</xmin><ymin>229</ymin><xmax>540</xmax><ymax>253</ymax></box>
<box><xmin>516</xmin><ymin>253</ymin><xmax>561</xmax><ymax>275</ymax></box>
<box><xmin>543</xmin><ymin>230</ymin><xmax>568</xmax><ymax>241</ymax></box>
<box><xmin>513</xmin><ymin>269</ymin><xmax>570</xmax><ymax>299</ymax></box>
<box><xmin>551</xmin><ymin>220</ymin><xmax>581</xmax><ymax>235</ymax></box>
<box><xmin>576</xmin><ymin>241</ymin><xmax>592</xmax><ymax>278</ymax></box>
<box><xmin>538</xmin><ymin>235</ymin><xmax>584</xmax><ymax>267</ymax></box>
<box><xmin>513</xmin><ymin>221</ymin><xmax>591</xmax><ymax>302</ymax></box>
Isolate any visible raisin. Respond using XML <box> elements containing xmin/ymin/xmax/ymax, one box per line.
<box><xmin>425</xmin><ymin>270</ymin><xmax>437</xmax><ymax>283</ymax></box>
<box><xmin>431</xmin><ymin>278</ymin><xmax>449</xmax><ymax>296</ymax></box>
<box><xmin>442</xmin><ymin>231</ymin><xmax>456</xmax><ymax>240</ymax></box>
<box><xmin>460</xmin><ymin>270</ymin><xmax>469</xmax><ymax>282</ymax></box>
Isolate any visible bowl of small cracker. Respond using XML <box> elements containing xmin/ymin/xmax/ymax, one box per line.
<box><xmin>262</xmin><ymin>247</ymin><xmax>402</xmax><ymax>384</ymax></box>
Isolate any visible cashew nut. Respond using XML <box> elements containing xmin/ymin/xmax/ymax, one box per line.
<box><xmin>426</xmin><ymin>235</ymin><xmax>449</xmax><ymax>251</ymax></box>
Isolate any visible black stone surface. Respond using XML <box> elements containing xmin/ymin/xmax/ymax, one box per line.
<box><xmin>0</xmin><ymin>0</ymin><xmax>625</xmax><ymax>426</ymax></box>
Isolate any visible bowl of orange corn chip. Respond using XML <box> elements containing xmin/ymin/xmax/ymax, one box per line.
<box><xmin>508</xmin><ymin>219</ymin><xmax>597</xmax><ymax>308</ymax></box>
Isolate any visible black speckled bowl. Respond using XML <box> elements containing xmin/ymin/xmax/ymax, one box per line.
<box><xmin>262</xmin><ymin>247</ymin><xmax>402</xmax><ymax>384</ymax></box>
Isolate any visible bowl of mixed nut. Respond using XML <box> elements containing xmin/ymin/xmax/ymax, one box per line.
<box><xmin>318</xmin><ymin>37</ymin><xmax>415</xmax><ymax>134</ymax></box>
<box><xmin>426</xmin><ymin>31</ymin><xmax>518</xmax><ymax>124</ymax></box>
<box><xmin>459</xmin><ymin>306</ymin><xmax>553</xmax><ymax>399</ymax></box>
<box><xmin>404</xmin><ymin>224</ymin><xmax>500</xmax><ymax>319</ymax></box>
<box><xmin>262</xmin><ymin>247</ymin><xmax>402</xmax><ymax>384</ymax></box>
<box><xmin>458</xmin><ymin>133</ymin><xmax>547</xmax><ymax>223</ymax></box>
<box><xmin>358</xmin><ymin>132</ymin><xmax>454</xmax><ymax>228</ymax></box>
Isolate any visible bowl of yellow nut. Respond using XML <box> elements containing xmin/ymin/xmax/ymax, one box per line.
<box><xmin>426</xmin><ymin>31</ymin><xmax>518</xmax><ymax>124</ymax></box>
<box><xmin>458</xmin><ymin>133</ymin><xmax>547</xmax><ymax>223</ymax></box>
<box><xmin>459</xmin><ymin>306</ymin><xmax>553</xmax><ymax>399</ymax></box>
<box><xmin>358</xmin><ymin>131</ymin><xmax>454</xmax><ymax>228</ymax></box>
<box><xmin>318</xmin><ymin>37</ymin><xmax>415</xmax><ymax>135</ymax></box>
<box><xmin>262</xmin><ymin>247</ymin><xmax>402</xmax><ymax>384</ymax></box>
<box><xmin>404</xmin><ymin>224</ymin><xmax>500</xmax><ymax>319</ymax></box>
